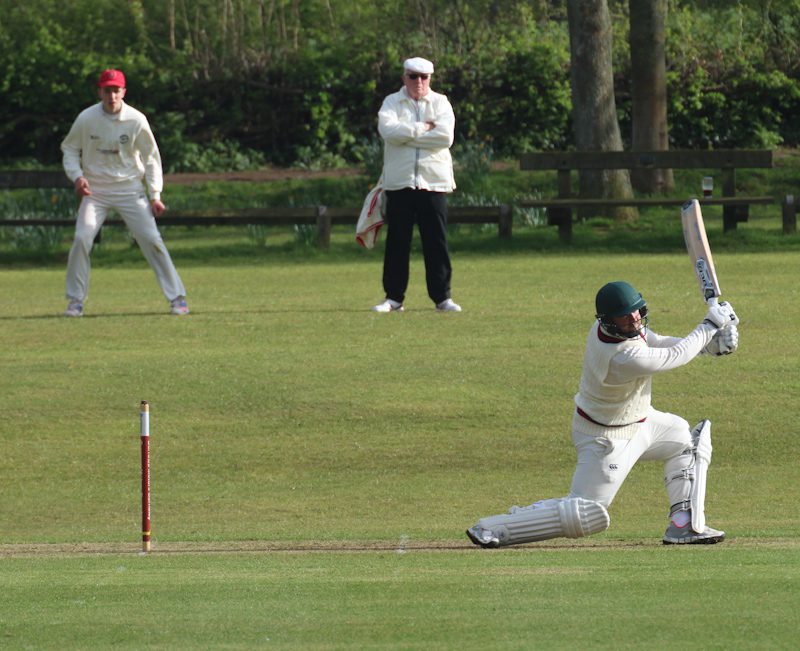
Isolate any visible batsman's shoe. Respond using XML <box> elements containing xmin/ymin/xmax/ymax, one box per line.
<box><xmin>436</xmin><ymin>298</ymin><xmax>462</xmax><ymax>312</ymax></box>
<box><xmin>170</xmin><ymin>296</ymin><xmax>190</xmax><ymax>315</ymax></box>
<box><xmin>466</xmin><ymin>525</ymin><xmax>500</xmax><ymax>549</ymax></box>
<box><xmin>662</xmin><ymin>522</ymin><xmax>725</xmax><ymax>545</ymax></box>
<box><xmin>372</xmin><ymin>298</ymin><xmax>404</xmax><ymax>313</ymax></box>
<box><xmin>64</xmin><ymin>301</ymin><xmax>83</xmax><ymax>317</ymax></box>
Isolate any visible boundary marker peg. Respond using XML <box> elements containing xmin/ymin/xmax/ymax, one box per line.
<box><xmin>140</xmin><ymin>400</ymin><xmax>151</xmax><ymax>553</ymax></box>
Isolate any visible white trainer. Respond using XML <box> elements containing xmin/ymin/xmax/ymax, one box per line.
<box><xmin>170</xmin><ymin>296</ymin><xmax>190</xmax><ymax>315</ymax></box>
<box><xmin>436</xmin><ymin>298</ymin><xmax>462</xmax><ymax>312</ymax></box>
<box><xmin>372</xmin><ymin>299</ymin><xmax>404</xmax><ymax>313</ymax></box>
<box><xmin>64</xmin><ymin>301</ymin><xmax>83</xmax><ymax>317</ymax></box>
<box><xmin>662</xmin><ymin>522</ymin><xmax>725</xmax><ymax>544</ymax></box>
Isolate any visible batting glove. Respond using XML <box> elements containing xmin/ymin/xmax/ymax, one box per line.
<box><xmin>703</xmin><ymin>301</ymin><xmax>739</xmax><ymax>329</ymax></box>
<box><xmin>703</xmin><ymin>324</ymin><xmax>739</xmax><ymax>356</ymax></box>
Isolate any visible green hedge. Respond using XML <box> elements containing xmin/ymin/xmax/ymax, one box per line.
<box><xmin>1</xmin><ymin>0</ymin><xmax>799</xmax><ymax>170</ymax></box>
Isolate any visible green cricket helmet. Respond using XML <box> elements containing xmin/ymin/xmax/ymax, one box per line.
<box><xmin>595</xmin><ymin>281</ymin><xmax>648</xmax><ymax>338</ymax></box>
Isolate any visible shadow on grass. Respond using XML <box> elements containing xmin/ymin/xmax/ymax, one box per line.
<box><xmin>0</xmin><ymin>537</ymin><xmax>681</xmax><ymax>557</ymax></box>
<box><xmin>2</xmin><ymin>218</ymin><xmax>798</xmax><ymax>269</ymax></box>
<box><xmin>0</xmin><ymin>305</ymin><xmax>394</xmax><ymax>321</ymax></box>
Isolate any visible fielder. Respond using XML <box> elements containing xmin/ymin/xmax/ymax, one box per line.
<box><xmin>467</xmin><ymin>281</ymin><xmax>739</xmax><ymax>547</ymax></box>
<box><xmin>61</xmin><ymin>69</ymin><xmax>188</xmax><ymax>317</ymax></box>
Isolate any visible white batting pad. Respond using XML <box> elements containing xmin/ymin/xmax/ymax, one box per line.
<box><xmin>690</xmin><ymin>420</ymin><xmax>713</xmax><ymax>533</ymax></box>
<box><xmin>476</xmin><ymin>497</ymin><xmax>610</xmax><ymax>546</ymax></box>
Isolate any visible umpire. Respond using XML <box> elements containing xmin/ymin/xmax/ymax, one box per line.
<box><xmin>372</xmin><ymin>57</ymin><xmax>461</xmax><ymax>313</ymax></box>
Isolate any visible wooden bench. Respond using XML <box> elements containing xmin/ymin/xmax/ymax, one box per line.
<box><xmin>0</xmin><ymin>171</ymin><xmax>512</xmax><ymax>246</ymax></box>
<box><xmin>518</xmin><ymin>149</ymin><xmax>775</xmax><ymax>241</ymax></box>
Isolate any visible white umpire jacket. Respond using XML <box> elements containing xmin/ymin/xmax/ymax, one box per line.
<box><xmin>378</xmin><ymin>86</ymin><xmax>456</xmax><ymax>192</ymax></box>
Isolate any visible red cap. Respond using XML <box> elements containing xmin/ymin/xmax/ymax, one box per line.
<box><xmin>97</xmin><ymin>69</ymin><xmax>126</xmax><ymax>88</ymax></box>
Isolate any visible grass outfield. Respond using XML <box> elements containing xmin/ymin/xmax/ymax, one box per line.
<box><xmin>1</xmin><ymin>248</ymin><xmax>798</xmax><ymax>649</ymax></box>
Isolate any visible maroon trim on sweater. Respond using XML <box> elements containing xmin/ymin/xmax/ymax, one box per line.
<box><xmin>597</xmin><ymin>324</ymin><xmax>625</xmax><ymax>343</ymax></box>
<box><xmin>576</xmin><ymin>406</ymin><xmax>647</xmax><ymax>428</ymax></box>
<box><xmin>596</xmin><ymin>323</ymin><xmax>646</xmax><ymax>343</ymax></box>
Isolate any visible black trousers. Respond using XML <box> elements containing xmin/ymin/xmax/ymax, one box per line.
<box><xmin>382</xmin><ymin>189</ymin><xmax>452</xmax><ymax>305</ymax></box>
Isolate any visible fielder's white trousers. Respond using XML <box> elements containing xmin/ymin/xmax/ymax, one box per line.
<box><xmin>65</xmin><ymin>191</ymin><xmax>186</xmax><ymax>303</ymax></box>
<box><xmin>568</xmin><ymin>408</ymin><xmax>693</xmax><ymax>510</ymax></box>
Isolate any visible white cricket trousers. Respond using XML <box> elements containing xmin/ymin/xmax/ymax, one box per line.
<box><xmin>568</xmin><ymin>408</ymin><xmax>694</xmax><ymax>510</ymax></box>
<box><xmin>65</xmin><ymin>192</ymin><xmax>186</xmax><ymax>303</ymax></box>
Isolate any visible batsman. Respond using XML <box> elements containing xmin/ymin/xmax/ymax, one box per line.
<box><xmin>467</xmin><ymin>280</ymin><xmax>739</xmax><ymax>547</ymax></box>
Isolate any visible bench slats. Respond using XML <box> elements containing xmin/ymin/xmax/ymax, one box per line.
<box><xmin>520</xmin><ymin>149</ymin><xmax>773</xmax><ymax>171</ymax></box>
<box><xmin>517</xmin><ymin>149</ymin><xmax>775</xmax><ymax>241</ymax></box>
<box><xmin>0</xmin><ymin>204</ymin><xmax>514</xmax><ymax>244</ymax></box>
<box><xmin>519</xmin><ymin>196</ymin><xmax>774</xmax><ymax>208</ymax></box>
<box><xmin>0</xmin><ymin>171</ymin><xmax>73</xmax><ymax>189</ymax></box>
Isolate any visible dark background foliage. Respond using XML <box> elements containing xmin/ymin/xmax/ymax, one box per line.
<box><xmin>1</xmin><ymin>0</ymin><xmax>799</xmax><ymax>171</ymax></box>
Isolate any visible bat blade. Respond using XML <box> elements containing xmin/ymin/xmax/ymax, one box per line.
<box><xmin>681</xmin><ymin>199</ymin><xmax>721</xmax><ymax>304</ymax></box>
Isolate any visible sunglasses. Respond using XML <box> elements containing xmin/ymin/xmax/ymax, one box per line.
<box><xmin>406</xmin><ymin>73</ymin><xmax>430</xmax><ymax>80</ymax></box>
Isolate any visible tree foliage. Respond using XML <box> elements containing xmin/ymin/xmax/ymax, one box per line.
<box><xmin>0</xmin><ymin>0</ymin><xmax>798</xmax><ymax>170</ymax></box>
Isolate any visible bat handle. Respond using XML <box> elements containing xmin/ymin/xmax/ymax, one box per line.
<box><xmin>707</xmin><ymin>296</ymin><xmax>719</xmax><ymax>307</ymax></box>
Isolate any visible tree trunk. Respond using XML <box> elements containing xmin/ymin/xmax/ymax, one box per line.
<box><xmin>168</xmin><ymin>0</ymin><xmax>176</xmax><ymax>50</ymax></box>
<box><xmin>629</xmin><ymin>0</ymin><xmax>674</xmax><ymax>194</ymax></box>
<box><xmin>567</xmin><ymin>0</ymin><xmax>637</xmax><ymax>222</ymax></box>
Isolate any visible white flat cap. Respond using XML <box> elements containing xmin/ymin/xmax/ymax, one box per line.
<box><xmin>403</xmin><ymin>57</ymin><xmax>434</xmax><ymax>74</ymax></box>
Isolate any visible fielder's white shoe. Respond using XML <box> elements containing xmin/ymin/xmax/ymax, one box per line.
<box><xmin>466</xmin><ymin>525</ymin><xmax>500</xmax><ymax>548</ymax></box>
<box><xmin>372</xmin><ymin>298</ymin><xmax>404</xmax><ymax>313</ymax></box>
<box><xmin>662</xmin><ymin>522</ymin><xmax>725</xmax><ymax>544</ymax></box>
<box><xmin>170</xmin><ymin>296</ymin><xmax>190</xmax><ymax>315</ymax></box>
<box><xmin>64</xmin><ymin>301</ymin><xmax>83</xmax><ymax>317</ymax></box>
<box><xmin>436</xmin><ymin>298</ymin><xmax>462</xmax><ymax>312</ymax></box>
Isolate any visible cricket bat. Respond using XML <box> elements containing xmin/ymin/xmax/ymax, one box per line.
<box><xmin>681</xmin><ymin>199</ymin><xmax>721</xmax><ymax>306</ymax></box>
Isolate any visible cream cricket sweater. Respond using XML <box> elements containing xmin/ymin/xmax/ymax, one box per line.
<box><xmin>573</xmin><ymin>321</ymin><xmax>716</xmax><ymax>439</ymax></box>
<box><xmin>61</xmin><ymin>101</ymin><xmax>163</xmax><ymax>200</ymax></box>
